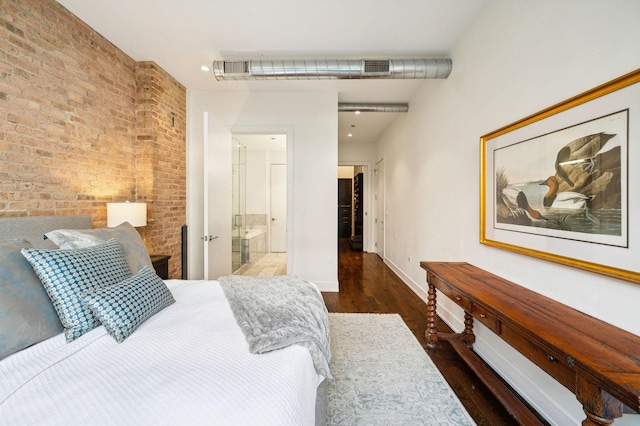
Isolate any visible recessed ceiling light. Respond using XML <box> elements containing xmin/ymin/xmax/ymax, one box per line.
<box><xmin>348</xmin><ymin>133</ymin><xmax>353</xmax><ymax>137</ymax></box>
<box><xmin>201</xmin><ymin>65</ymin><xmax>210</xmax><ymax>72</ymax></box>
<box><xmin>355</xmin><ymin>111</ymin><xmax>361</xmax><ymax>115</ymax></box>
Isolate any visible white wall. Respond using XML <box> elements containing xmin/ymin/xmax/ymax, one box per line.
<box><xmin>245</xmin><ymin>149</ymin><xmax>288</xmax><ymax>215</ymax></box>
<box><xmin>339</xmin><ymin>137</ymin><xmax>378</xmax><ymax>166</ymax></box>
<box><xmin>187</xmin><ymin>91</ymin><xmax>339</xmax><ymax>291</ymax></box>
<box><xmin>246</xmin><ymin>150</ymin><xmax>268</xmax><ymax>214</ymax></box>
<box><xmin>338</xmin><ymin>138</ymin><xmax>377</xmax><ymax>252</ymax></box>
<box><xmin>376</xmin><ymin>1</ymin><xmax>640</xmax><ymax>424</ymax></box>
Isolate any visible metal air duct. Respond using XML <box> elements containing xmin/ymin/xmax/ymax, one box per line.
<box><xmin>213</xmin><ymin>58</ymin><xmax>451</xmax><ymax>81</ymax></box>
<box><xmin>338</xmin><ymin>103</ymin><xmax>409</xmax><ymax>113</ymax></box>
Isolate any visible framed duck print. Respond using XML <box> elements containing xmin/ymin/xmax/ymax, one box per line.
<box><xmin>480</xmin><ymin>68</ymin><xmax>640</xmax><ymax>284</ymax></box>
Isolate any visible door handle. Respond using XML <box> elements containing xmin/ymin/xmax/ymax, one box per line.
<box><xmin>201</xmin><ymin>235</ymin><xmax>219</xmax><ymax>242</ymax></box>
<box><xmin>271</xmin><ymin>218</ymin><xmax>277</xmax><ymax>222</ymax></box>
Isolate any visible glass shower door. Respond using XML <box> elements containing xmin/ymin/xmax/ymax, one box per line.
<box><xmin>232</xmin><ymin>140</ymin><xmax>246</xmax><ymax>272</ymax></box>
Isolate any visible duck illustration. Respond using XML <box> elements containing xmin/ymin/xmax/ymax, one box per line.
<box><xmin>540</xmin><ymin>176</ymin><xmax>594</xmax><ymax>209</ymax></box>
<box><xmin>500</xmin><ymin>187</ymin><xmax>546</xmax><ymax>222</ymax></box>
<box><xmin>554</xmin><ymin>132</ymin><xmax>617</xmax><ymax>187</ymax></box>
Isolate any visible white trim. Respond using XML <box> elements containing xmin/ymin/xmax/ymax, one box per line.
<box><xmin>314</xmin><ymin>280</ymin><xmax>339</xmax><ymax>292</ymax></box>
<box><xmin>473</xmin><ymin>335</ymin><xmax>580</xmax><ymax>424</ymax></box>
<box><xmin>202</xmin><ymin>111</ymin><xmax>209</xmax><ymax>279</ymax></box>
<box><xmin>374</xmin><ymin>157</ymin><xmax>385</xmax><ymax>259</ymax></box>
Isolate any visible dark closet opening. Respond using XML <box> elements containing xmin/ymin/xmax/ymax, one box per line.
<box><xmin>338</xmin><ymin>178</ymin><xmax>352</xmax><ymax>238</ymax></box>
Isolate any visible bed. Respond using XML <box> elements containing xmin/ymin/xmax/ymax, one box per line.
<box><xmin>0</xmin><ymin>215</ymin><xmax>329</xmax><ymax>425</ymax></box>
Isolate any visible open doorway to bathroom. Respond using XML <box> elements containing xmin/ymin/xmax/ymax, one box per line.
<box><xmin>232</xmin><ymin>134</ymin><xmax>287</xmax><ymax>276</ymax></box>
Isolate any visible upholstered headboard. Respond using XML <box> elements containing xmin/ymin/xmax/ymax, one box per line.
<box><xmin>0</xmin><ymin>215</ymin><xmax>92</xmax><ymax>248</ymax></box>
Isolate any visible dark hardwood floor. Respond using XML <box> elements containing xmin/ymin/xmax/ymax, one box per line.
<box><xmin>322</xmin><ymin>238</ymin><xmax>519</xmax><ymax>426</ymax></box>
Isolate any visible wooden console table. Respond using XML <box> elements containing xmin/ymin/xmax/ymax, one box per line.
<box><xmin>421</xmin><ymin>261</ymin><xmax>640</xmax><ymax>426</ymax></box>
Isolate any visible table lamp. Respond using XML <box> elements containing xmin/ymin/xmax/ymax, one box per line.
<box><xmin>107</xmin><ymin>201</ymin><xmax>147</xmax><ymax>228</ymax></box>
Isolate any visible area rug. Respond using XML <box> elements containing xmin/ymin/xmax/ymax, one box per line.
<box><xmin>327</xmin><ymin>313</ymin><xmax>476</xmax><ymax>425</ymax></box>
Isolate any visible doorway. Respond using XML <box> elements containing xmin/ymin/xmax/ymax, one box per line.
<box><xmin>232</xmin><ymin>134</ymin><xmax>287</xmax><ymax>276</ymax></box>
<box><xmin>337</xmin><ymin>165</ymin><xmax>366</xmax><ymax>252</ymax></box>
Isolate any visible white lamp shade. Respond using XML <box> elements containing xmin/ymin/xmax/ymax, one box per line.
<box><xmin>107</xmin><ymin>202</ymin><xmax>147</xmax><ymax>228</ymax></box>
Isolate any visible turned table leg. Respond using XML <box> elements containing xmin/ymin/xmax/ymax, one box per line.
<box><xmin>463</xmin><ymin>311</ymin><xmax>475</xmax><ymax>348</ymax></box>
<box><xmin>577</xmin><ymin>377</ymin><xmax>622</xmax><ymax>426</ymax></box>
<box><xmin>582</xmin><ymin>410</ymin><xmax>615</xmax><ymax>426</ymax></box>
<box><xmin>426</xmin><ymin>283</ymin><xmax>438</xmax><ymax>349</ymax></box>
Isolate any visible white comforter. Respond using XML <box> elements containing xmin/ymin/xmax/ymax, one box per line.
<box><xmin>0</xmin><ymin>280</ymin><xmax>323</xmax><ymax>425</ymax></box>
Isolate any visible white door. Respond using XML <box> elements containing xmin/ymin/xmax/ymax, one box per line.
<box><xmin>375</xmin><ymin>159</ymin><xmax>385</xmax><ymax>259</ymax></box>
<box><xmin>270</xmin><ymin>163</ymin><xmax>286</xmax><ymax>252</ymax></box>
<box><xmin>203</xmin><ymin>112</ymin><xmax>232</xmax><ymax>279</ymax></box>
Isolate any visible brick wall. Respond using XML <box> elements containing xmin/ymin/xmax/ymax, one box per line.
<box><xmin>135</xmin><ymin>62</ymin><xmax>187</xmax><ymax>278</ymax></box>
<box><xmin>0</xmin><ymin>0</ymin><xmax>186</xmax><ymax>278</ymax></box>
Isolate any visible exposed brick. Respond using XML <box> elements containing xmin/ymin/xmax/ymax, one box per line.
<box><xmin>0</xmin><ymin>0</ymin><xmax>186</xmax><ymax>278</ymax></box>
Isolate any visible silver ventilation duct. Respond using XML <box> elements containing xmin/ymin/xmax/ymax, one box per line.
<box><xmin>213</xmin><ymin>58</ymin><xmax>451</xmax><ymax>81</ymax></box>
<box><xmin>338</xmin><ymin>103</ymin><xmax>409</xmax><ymax>113</ymax></box>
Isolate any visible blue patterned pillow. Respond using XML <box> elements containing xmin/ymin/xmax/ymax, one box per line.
<box><xmin>82</xmin><ymin>266</ymin><xmax>175</xmax><ymax>343</ymax></box>
<box><xmin>44</xmin><ymin>222</ymin><xmax>153</xmax><ymax>274</ymax></box>
<box><xmin>21</xmin><ymin>239</ymin><xmax>132</xmax><ymax>342</ymax></box>
<box><xmin>0</xmin><ymin>239</ymin><xmax>63</xmax><ymax>359</ymax></box>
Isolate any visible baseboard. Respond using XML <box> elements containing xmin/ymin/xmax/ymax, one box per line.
<box><xmin>472</xmin><ymin>333</ymin><xmax>581</xmax><ymax>424</ymax></box>
<box><xmin>384</xmin><ymin>257</ymin><xmax>431</xmax><ymax>301</ymax></box>
<box><xmin>386</xmin><ymin>259</ymin><xmax>582</xmax><ymax>426</ymax></box>
<box><xmin>315</xmin><ymin>280</ymin><xmax>339</xmax><ymax>292</ymax></box>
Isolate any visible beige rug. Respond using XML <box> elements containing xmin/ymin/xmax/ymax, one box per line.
<box><xmin>327</xmin><ymin>313</ymin><xmax>475</xmax><ymax>425</ymax></box>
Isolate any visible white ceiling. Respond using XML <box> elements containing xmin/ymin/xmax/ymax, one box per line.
<box><xmin>57</xmin><ymin>0</ymin><xmax>488</xmax><ymax>145</ymax></box>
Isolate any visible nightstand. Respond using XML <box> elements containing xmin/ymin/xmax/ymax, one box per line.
<box><xmin>150</xmin><ymin>254</ymin><xmax>171</xmax><ymax>280</ymax></box>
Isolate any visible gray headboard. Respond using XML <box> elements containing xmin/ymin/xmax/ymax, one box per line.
<box><xmin>0</xmin><ymin>215</ymin><xmax>92</xmax><ymax>249</ymax></box>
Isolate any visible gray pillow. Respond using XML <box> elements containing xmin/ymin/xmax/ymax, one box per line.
<box><xmin>22</xmin><ymin>239</ymin><xmax>132</xmax><ymax>342</ymax></box>
<box><xmin>0</xmin><ymin>239</ymin><xmax>63</xmax><ymax>360</ymax></box>
<box><xmin>45</xmin><ymin>221</ymin><xmax>152</xmax><ymax>274</ymax></box>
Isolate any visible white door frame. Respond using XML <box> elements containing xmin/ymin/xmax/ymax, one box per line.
<box><xmin>230</xmin><ymin>126</ymin><xmax>293</xmax><ymax>274</ymax></box>
<box><xmin>374</xmin><ymin>158</ymin><xmax>385</xmax><ymax>259</ymax></box>
<box><xmin>203</xmin><ymin>112</ymin><xmax>209</xmax><ymax>278</ymax></box>
<box><xmin>270</xmin><ymin>163</ymin><xmax>287</xmax><ymax>252</ymax></box>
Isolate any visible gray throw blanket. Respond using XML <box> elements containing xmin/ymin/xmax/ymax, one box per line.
<box><xmin>218</xmin><ymin>275</ymin><xmax>332</xmax><ymax>378</ymax></box>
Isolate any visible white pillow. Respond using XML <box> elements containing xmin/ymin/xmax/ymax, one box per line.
<box><xmin>45</xmin><ymin>222</ymin><xmax>152</xmax><ymax>274</ymax></box>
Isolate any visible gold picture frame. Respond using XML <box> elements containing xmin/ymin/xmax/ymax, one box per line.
<box><xmin>480</xmin><ymin>68</ymin><xmax>640</xmax><ymax>284</ymax></box>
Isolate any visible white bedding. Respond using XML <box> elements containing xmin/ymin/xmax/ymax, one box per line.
<box><xmin>0</xmin><ymin>280</ymin><xmax>323</xmax><ymax>425</ymax></box>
